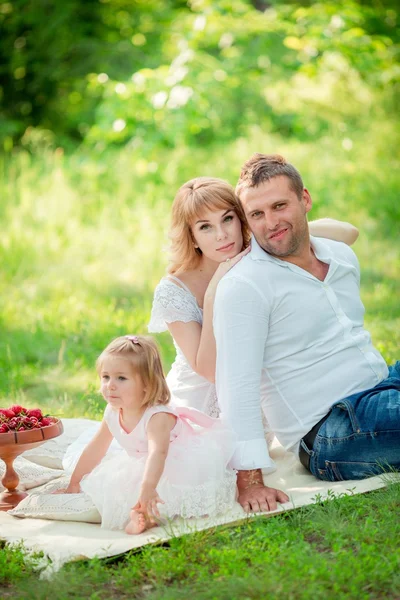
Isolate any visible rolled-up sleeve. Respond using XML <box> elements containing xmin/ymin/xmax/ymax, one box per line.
<box><xmin>214</xmin><ymin>276</ymin><xmax>275</xmax><ymax>471</ymax></box>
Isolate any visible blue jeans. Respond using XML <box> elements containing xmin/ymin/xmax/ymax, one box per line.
<box><xmin>305</xmin><ymin>362</ymin><xmax>400</xmax><ymax>481</ymax></box>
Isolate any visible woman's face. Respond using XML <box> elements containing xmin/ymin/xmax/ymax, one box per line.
<box><xmin>191</xmin><ymin>207</ymin><xmax>243</xmax><ymax>263</ymax></box>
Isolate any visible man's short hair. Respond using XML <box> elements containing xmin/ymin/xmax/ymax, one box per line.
<box><xmin>236</xmin><ymin>153</ymin><xmax>304</xmax><ymax>200</ymax></box>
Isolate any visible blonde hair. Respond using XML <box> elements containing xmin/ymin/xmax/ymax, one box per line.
<box><xmin>168</xmin><ymin>177</ymin><xmax>251</xmax><ymax>275</ymax></box>
<box><xmin>96</xmin><ymin>336</ymin><xmax>170</xmax><ymax>407</ymax></box>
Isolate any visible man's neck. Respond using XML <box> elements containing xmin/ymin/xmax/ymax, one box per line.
<box><xmin>275</xmin><ymin>239</ymin><xmax>328</xmax><ymax>281</ymax></box>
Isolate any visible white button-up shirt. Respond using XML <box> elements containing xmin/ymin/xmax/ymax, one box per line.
<box><xmin>214</xmin><ymin>235</ymin><xmax>388</xmax><ymax>471</ymax></box>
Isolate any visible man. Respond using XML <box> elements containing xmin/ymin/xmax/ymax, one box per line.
<box><xmin>214</xmin><ymin>153</ymin><xmax>400</xmax><ymax>513</ymax></box>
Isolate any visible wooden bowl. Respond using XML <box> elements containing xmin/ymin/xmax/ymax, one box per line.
<box><xmin>0</xmin><ymin>419</ymin><xmax>63</xmax><ymax>510</ymax></box>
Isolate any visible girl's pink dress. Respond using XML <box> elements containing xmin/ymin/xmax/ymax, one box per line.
<box><xmin>80</xmin><ymin>404</ymin><xmax>237</xmax><ymax>530</ymax></box>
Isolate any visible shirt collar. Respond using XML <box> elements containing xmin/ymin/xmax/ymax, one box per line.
<box><xmin>310</xmin><ymin>235</ymin><xmax>336</xmax><ymax>264</ymax></box>
<box><xmin>249</xmin><ymin>234</ymin><xmax>336</xmax><ymax>266</ymax></box>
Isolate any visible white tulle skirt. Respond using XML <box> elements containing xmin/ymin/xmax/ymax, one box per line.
<box><xmin>80</xmin><ymin>422</ymin><xmax>237</xmax><ymax>530</ymax></box>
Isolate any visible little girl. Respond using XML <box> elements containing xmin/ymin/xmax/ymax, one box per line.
<box><xmin>62</xmin><ymin>335</ymin><xmax>237</xmax><ymax>534</ymax></box>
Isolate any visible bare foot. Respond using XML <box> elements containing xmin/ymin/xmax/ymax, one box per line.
<box><xmin>125</xmin><ymin>510</ymin><xmax>147</xmax><ymax>535</ymax></box>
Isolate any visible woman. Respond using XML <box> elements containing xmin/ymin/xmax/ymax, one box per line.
<box><xmin>149</xmin><ymin>177</ymin><xmax>358</xmax><ymax>417</ymax></box>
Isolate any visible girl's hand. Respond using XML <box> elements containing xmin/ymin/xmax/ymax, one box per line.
<box><xmin>52</xmin><ymin>482</ymin><xmax>81</xmax><ymax>494</ymax></box>
<box><xmin>206</xmin><ymin>246</ymin><xmax>251</xmax><ymax>299</ymax></box>
<box><xmin>133</xmin><ymin>487</ymin><xmax>165</xmax><ymax>518</ymax></box>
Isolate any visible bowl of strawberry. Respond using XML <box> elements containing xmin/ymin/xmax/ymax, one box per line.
<box><xmin>0</xmin><ymin>405</ymin><xmax>63</xmax><ymax>510</ymax></box>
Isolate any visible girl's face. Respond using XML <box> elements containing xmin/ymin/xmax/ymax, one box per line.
<box><xmin>191</xmin><ymin>207</ymin><xmax>243</xmax><ymax>264</ymax></box>
<box><xmin>100</xmin><ymin>355</ymin><xmax>145</xmax><ymax>412</ymax></box>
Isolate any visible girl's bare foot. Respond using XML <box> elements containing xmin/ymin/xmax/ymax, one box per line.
<box><xmin>125</xmin><ymin>510</ymin><xmax>159</xmax><ymax>535</ymax></box>
<box><xmin>125</xmin><ymin>510</ymin><xmax>147</xmax><ymax>535</ymax></box>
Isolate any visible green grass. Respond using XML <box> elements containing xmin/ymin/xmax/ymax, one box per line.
<box><xmin>1</xmin><ymin>482</ymin><xmax>399</xmax><ymax>599</ymax></box>
<box><xmin>0</xmin><ymin>120</ymin><xmax>399</xmax><ymax>596</ymax></box>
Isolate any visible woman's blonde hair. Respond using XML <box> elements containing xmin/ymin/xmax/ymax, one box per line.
<box><xmin>168</xmin><ymin>177</ymin><xmax>251</xmax><ymax>275</ymax></box>
<box><xmin>96</xmin><ymin>335</ymin><xmax>170</xmax><ymax>407</ymax></box>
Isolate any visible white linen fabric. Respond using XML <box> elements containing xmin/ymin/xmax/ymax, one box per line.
<box><xmin>8</xmin><ymin>476</ymin><xmax>101</xmax><ymax>523</ymax></box>
<box><xmin>148</xmin><ymin>276</ymin><xmax>220</xmax><ymax>417</ymax></box>
<box><xmin>80</xmin><ymin>404</ymin><xmax>237</xmax><ymax>530</ymax></box>
<box><xmin>0</xmin><ymin>456</ymin><xmax>62</xmax><ymax>492</ymax></box>
<box><xmin>214</xmin><ymin>235</ymin><xmax>388</xmax><ymax>471</ymax></box>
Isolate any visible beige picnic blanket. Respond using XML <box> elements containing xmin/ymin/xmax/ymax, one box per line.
<box><xmin>0</xmin><ymin>420</ymin><xmax>396</xmax><ymax>576</ymax></box>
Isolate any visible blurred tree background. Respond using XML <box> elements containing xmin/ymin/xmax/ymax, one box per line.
<box><xmin>0</xmin><ymin>0</ymin><xmax>399</xmax><ymax>414</ymax></box>
<box><xmin>1</xmin><ymin>0</ymin><xmax>399</xmax><ymax>151</ymax></box>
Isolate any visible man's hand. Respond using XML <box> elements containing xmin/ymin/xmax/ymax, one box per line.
<box><xmin>237</xmin><ymin>469</ymin><xmax>289</xmax><ymax>513</ymax></box>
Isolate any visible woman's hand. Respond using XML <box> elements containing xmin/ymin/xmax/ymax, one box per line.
<box><xmin>133</xmin><ymin>486</ymin><xmax>165</xmax><ymax>518</ymax></box>
<box><xmin>205</xmin><ymin>246</ymin><xmax>251</xmax><ymax>299</ymax></box>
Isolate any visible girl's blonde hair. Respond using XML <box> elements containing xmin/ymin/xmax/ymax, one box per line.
<box><xmin>168</xmin><ymin>177</ymin><xmax>251</xmax><ymax>275</ymax></box>
<box><xmin>96</xmin><ymin>335</ymin><xmax>170</xmax><ymax>407</ymax></box>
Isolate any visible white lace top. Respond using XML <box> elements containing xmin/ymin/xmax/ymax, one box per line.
<box><xmin>148</xmin><ymin>276</ymin><xmax>219</xmax><ymax>417</ymax></box>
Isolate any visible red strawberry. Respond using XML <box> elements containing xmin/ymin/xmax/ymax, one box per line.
<box><xmin>0</xmin><ymin>408</ymin><xmax>15</xmax><ymax>419</ymax></box>
<box><xmin>27</xmin><ymin>408</ymin><xmax>43</xmax><ymax>420</ymax></box>
<box><xmin>41</xmin><ymin>417</ymin><xmax>53</xmax><ymax>426</ymax></box>
<box><xmin>9</xmin><ymin>405</ymin><xmax>26</xmax><ymax>415</ymax></box>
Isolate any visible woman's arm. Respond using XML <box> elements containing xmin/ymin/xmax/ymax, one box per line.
<box><xmin>64</xmin><ymin>420</ymin><xmax>113</xmax><ymax>492</ymax></box>
<box><xmin>133</xmin><ymin>412</ymin><xmax>176</xmax><ymax>517</ymax></box>
<box><xmin>309</xmin><ymin>218</ymin><xmax>359</xmax><ymax>246</ymax></box>
<box><xmin>168</xmin><ymin>248</ymin><xmax>250</xmax><ymax>383</ymax></box>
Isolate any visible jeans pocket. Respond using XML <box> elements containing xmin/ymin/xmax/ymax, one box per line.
<box><xmin>324</xmin><ymin>460</ymin><xmax>381</xmax><ymax>481</ymax></box>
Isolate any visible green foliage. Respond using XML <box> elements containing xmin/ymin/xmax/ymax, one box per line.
<box><xmin>0</xmin><ymin>0</ymin><xmax>189</xmax><ymax>147</ymax></box>
<box><xmin>1</xmin><ymin>1</ymin><xmax>399</xmax><ymax>150</ymax></box>
<box><xmin>85</xmin><ymin>0</ymin><xmax>400</xmax><ymax>149</ymax></box>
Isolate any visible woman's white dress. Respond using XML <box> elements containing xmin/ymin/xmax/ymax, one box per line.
<box><xmin>80</xmin><ymin>404</ymin><xmax>237</xmax><ymax>530</ymax></box>
<box><xmin>148</xmin><ymin>276</ymin><xmax>220</xmax><ymax>416</ymax></box>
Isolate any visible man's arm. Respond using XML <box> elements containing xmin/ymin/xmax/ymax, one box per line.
<box><xmin>214</xmin><ymin>275</ymin><xmax>289</xmax><ymax>512</ymax></box>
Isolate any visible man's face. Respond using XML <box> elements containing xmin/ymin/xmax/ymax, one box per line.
<box><xmin>240</xmin><ymin>176</ymin><xmax>312</xmax><ymax>259</ymax></box>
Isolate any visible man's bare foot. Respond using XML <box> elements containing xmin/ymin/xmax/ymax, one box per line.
<box><xmin>125</xmin><ymin>510</ymin><xmax>158</xmax><ymax>535</ymax></box>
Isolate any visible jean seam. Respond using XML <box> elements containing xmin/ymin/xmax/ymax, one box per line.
<box><xmin>325</xmin><ymin>459</ymin><xmax>379</xmax><ymax>466</ymax></box>
<box><xmin>334</xmin><ymin>399</ymin><xmax>361</xmax><ymax>432</ymax></box>
<box><xmin>319</xmin><ymin>432</ymin><xmax>376</xmax><ymax>442</ymax></box>
<box><xmin>319</xmin><ymin>429</ymin><xmax>400</xmax><ymax>443</ymax></box>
